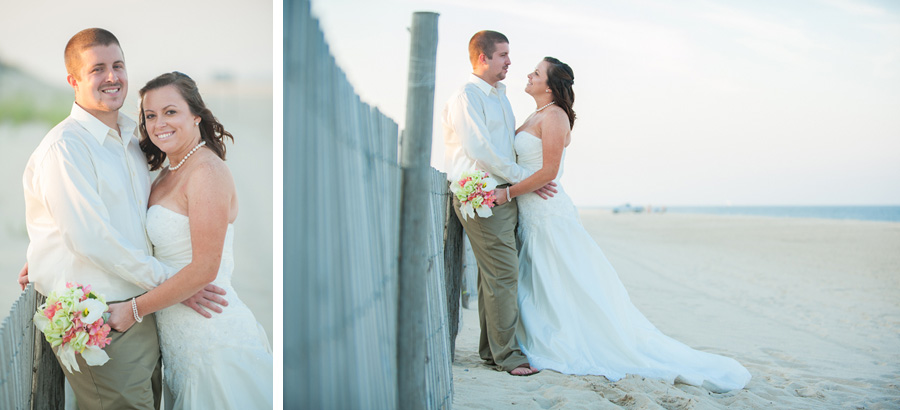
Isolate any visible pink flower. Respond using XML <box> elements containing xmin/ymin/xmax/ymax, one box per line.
<box><xmin>44</xmin><ymin>302</ymin><xmax>61</xmax><ymax>319</ymax></box>
<box><xmin>483</xmin><ymin>191</ymin><xmax>496</xmax><ymax>208</ymax></box>
<box><xmin>80</xmin><ymin>285</ymin><xmax>92</xmax><ymax>301</ymax></box>
<box><xmin>87</xmin><ymin>321</ymin><xmax>112</xmax><ymax>348</ymax></box>
<box><xmin>63</xmin><ymin>327</ymin><xmax>77</xmax><ymax>344</ymax></box>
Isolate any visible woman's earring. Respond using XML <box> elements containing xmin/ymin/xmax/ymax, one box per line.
<box><xmin>545</xmin><ymin>89</ymin><xmax>551</xmax><ymax>93</ymax></box>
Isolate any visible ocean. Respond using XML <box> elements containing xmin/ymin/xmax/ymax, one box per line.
<box><xmin>663</xmin><ymin>205</ymin><xmax>900</xmax><ymax>223</ymax></box>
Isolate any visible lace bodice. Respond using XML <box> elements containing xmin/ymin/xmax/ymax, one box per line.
<box><xmin>514</xmin><ymin>132</ymin><xmax>578</xmax><ymax>232</ymax></box>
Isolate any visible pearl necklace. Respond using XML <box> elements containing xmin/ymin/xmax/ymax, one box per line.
<box><xmin>168</xmin><ymin>141</ymin><xmax>206</xmax><ymax>171</ymax></box>
<box><xmin>535</xmin><ymin>101</ymin><xmax>555</xmax><ymax>113</ymax></box>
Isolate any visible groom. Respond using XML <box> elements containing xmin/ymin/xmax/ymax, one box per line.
<box><xmin>22</xmin><ymin>28</ymin><xmax>226</xmax><ymax>409</ymax></box>
<box><xmin>443</xmin><ymin>30</ymin><xmax>554</xmax><ymax>376</ymax></box>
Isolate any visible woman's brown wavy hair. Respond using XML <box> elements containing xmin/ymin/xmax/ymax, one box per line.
<box><xmin>138</xmin><ymin>72</ymin><xmax>234</xmax><ymax>171</ymax></box>
<box><xmin>544</xmin><ymin>57</ymin><xmax>576</xmax><ymax>130</ymax></box>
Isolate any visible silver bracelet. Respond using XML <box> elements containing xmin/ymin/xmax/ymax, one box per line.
<box><xmin>131</xmin><ymin>297</ymin><xmax>143</xmax><ymax>323</ymax></box>
<box><xmin>506</xmin><ymin>187</ymin><xmax>511</xmax><ymax>202</ymax></box>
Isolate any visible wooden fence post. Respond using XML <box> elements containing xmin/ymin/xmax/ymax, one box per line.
<box><xmin>443</xmin><ymin>191</ymin><xmax>464</xmax><ymax>362</ymax></box>
<box><xmin>32</xmin><ymin>292</ymin><xmax>64</xmax><ymax>410</ymax></box>
<box><xmin>397</xmin><ymin>11</ymin><xmax>439</xmax><ymax>410</ymax></box>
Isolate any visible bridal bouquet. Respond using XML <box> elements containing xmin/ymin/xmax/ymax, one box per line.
<box><xmin>33</xmin><ymin>282</ymin><xmax>112</xmax><ymax>373</ymax></box>
<box><xmin>451</xmin><ymin>170</ymin><xmax>499</xmax><ymax>221</ymax></box>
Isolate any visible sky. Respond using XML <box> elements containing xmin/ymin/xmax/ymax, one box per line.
<box><xmin>0</xmin><ymin>0</ymin><xmax>273</xmax><ymax>114</ymax></box>
<box><xmin>310</xmin><ymin>0</ymin><xmax>900</xmax><ymax>206</ymax></box>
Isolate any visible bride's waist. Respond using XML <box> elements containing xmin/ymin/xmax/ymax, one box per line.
<box><xmin>156</xmin><ymin>291</ymin><xmax>251</xmax><ymax>323</ymax></box>
<box><xmin>516</xmin><ymin>185</ymin><xmax>576</xmax><ymax>216</ymax></box>
<box><xmin>517</xmin><ymin>181</ymin><xmax>568</xmax><ymax>202</ymax></box>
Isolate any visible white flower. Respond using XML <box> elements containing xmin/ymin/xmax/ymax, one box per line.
<box><xmin>33</xmin><ymin>310</ymin><xmax>50</xmax><ymax>332</ymax></box>
<box><xmin>81</xmin><ymin>345</ymin><xmax>110</xmax><ymax>367</ymax></box>
<box><xmin>57</xmin><ymin>344</ymin><xmax>79</xmax><ymax>373</ymax></box>
<box><xmin>475</xmin><ymin>206</ymin><xmax>494</xmax><ymax>219</ymax></box>
<box><xmin>482</xmin><ymin>177</ymin><xmax>497</xmax><ymax>191</ymax></box>
<box><xmin>460</xmin><ymin>202</ymin><xmax>475</xmax><ymax>221</ymax></box>
<box><xmin>77</xmin><ymin>298</ymin><xmax>107</xmax><ymax>325</ymax></box>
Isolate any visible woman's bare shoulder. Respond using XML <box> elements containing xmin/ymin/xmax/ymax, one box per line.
<box><xmin>186</xmin><ymin>151</ymin><xmax>235</xmax><ymax>193</ymax></box>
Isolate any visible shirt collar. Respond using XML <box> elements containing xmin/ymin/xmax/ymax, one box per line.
<box><xmin>468</xmin><ymin>73</ymin><xmax>506</xmax><ymax>96</ymax></box>
<box><xmin>70</xmin><ymin>102</ymin><xmax>138</xmax><ymax>145</ymax></box>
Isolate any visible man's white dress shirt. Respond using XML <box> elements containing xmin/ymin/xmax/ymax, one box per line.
<box><xmin>443</xmin><ymin>74</ymin><xmax>530</xmax><ymax>185</ymax></box>
<box><xmin>24</xmin><ymin>103</ymin><xmax>173</xmax><ymax>301</ymax></box>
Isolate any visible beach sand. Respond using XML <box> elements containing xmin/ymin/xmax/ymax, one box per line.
<box><xmin>0</xmin><ymin>85</ymin><xmax>273</xmax><ymax>343</ymax></box>
<box><xmin>452</xmin><ymin>211</ymin><xmax>900</xmax><ymax>409</ymax></box>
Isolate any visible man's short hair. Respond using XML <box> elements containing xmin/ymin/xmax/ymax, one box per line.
<box><xmin>468</xmin><ymin>30</ymin><xmax>509</xmax><ymax>67</ymax></box>
<box><xmin>64</xmin><ymin>28</ymin><xmax>121</xmax><ymax>79</ymax></box>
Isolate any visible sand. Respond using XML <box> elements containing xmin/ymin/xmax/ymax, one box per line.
<box><xmin>0</xmin><ymin>86</ymin><xmax>273</xmax><ymax>342</ymax></box>
<box><xmin>452</xmin><ymin>211</ymin><xmax>900</xmax><ymax>409</ymax></box>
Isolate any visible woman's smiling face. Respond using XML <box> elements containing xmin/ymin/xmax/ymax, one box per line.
<box><xmin>525</xmin><ymin>60</ymin><xmax>551</xmax><ymax>96</ymax></box>
<box><xmin>141</xmin><ymin>84</ymin><xmax>201</xmax><ymax>154</ymax></box>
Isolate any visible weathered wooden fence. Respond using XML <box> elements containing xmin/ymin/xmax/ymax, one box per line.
<box><xmin>284</xmin><ymin>1</ymin><xmax>457</xmax><ymax>408</ymax></box>
<box><xmin>0</xmin><ymin>284</ymin><xmax>65</xmax><ymax>409</ymax></box>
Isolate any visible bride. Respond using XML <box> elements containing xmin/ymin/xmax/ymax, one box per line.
<box><xmin>492</xmin><ymin>57</ymin><xmax>751</xmax><ymax>392</ymax></box>
<box><xmin>107</xmin><ymin>72</ymin><xmax>273</xmax><ymax>408</ymax></box>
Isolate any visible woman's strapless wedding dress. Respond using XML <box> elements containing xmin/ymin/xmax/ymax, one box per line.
<box><xmin>147</xmin><ymin>205</ymin><xmax>273</xmax><ymax>409</ymax></box>
<box><xmin>514</xmin><ymin>131</ymin><xmax>750</xmax><ymax>392</ymax></box>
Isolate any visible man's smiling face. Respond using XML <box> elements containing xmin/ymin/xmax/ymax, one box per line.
<box><xmin>70</xmin><ymin>44</ymin><xmax>128</xmax><ymax>115</ymax></box>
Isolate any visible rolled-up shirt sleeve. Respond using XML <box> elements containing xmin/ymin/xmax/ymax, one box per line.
<box><xmin>447</xmin><ymin>91</ymin><xmax>532</xmax><ymax>184</ymax></box>
<box><xmin>37</xmin><ymin>139</ymin><xmax>172</xmax><ymax>290</ymax></box>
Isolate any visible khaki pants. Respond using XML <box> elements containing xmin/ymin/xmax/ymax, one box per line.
<box><xmin>56</xmin><ymin>311</ymin><xmax>163</xmax><ymax>410</ymax></box>
<box><xmin>454</xmin><ymin>194</ymin><xmax>529</xmax><ymax>372</ymax></box>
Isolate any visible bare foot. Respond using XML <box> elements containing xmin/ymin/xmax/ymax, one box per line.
<box><xmin>508</xmin><ymin>363</ymin><xmax>540</xmax><ymax>376</ymax></box>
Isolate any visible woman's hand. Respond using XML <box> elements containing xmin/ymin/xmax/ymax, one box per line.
<box><xmin>493</xmin><ymin>188</ymin><xmax>509</xmax><ymax>206</ymax></box>
<box><xmin>107</xmin><ymin>301</ymin><xmax>137</xmax><ymax>333</ymax></box>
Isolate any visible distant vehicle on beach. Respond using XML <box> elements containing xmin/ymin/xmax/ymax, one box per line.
<box><xmin>612</xmin><ymin>204</ymin><xmax>666</xmax><ymax>214</ymax></box>
<box><xmin>613</xmin><ymin>203</ymin><xmax>644</xmax><ymax>213</ymax></box>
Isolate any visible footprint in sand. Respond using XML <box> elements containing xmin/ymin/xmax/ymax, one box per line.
<box><xmin>789</xmin><ymin>383</ymin><xmax>825</xmax><ymax>399</ymax></box>
<box><xmin>588</xmin><ymin>382</ymin><xmax>625</xmax><ymax>401</ymax></box>
<box><xmin>657</xmin><ymin>395</ymin><xmax>697</xmax><ymax>410</ymax></box>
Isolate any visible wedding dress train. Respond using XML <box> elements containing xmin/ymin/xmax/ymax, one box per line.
<box><xmin>514</xmin><ymin>131</ymin><xmax>750</xmax><ymax>392</ymax></box>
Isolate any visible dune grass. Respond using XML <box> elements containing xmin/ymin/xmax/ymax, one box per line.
<box><xmin>0</xmin><ymin>94</ymin><xmax>70</xmax><ymax>126</ymax></box>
